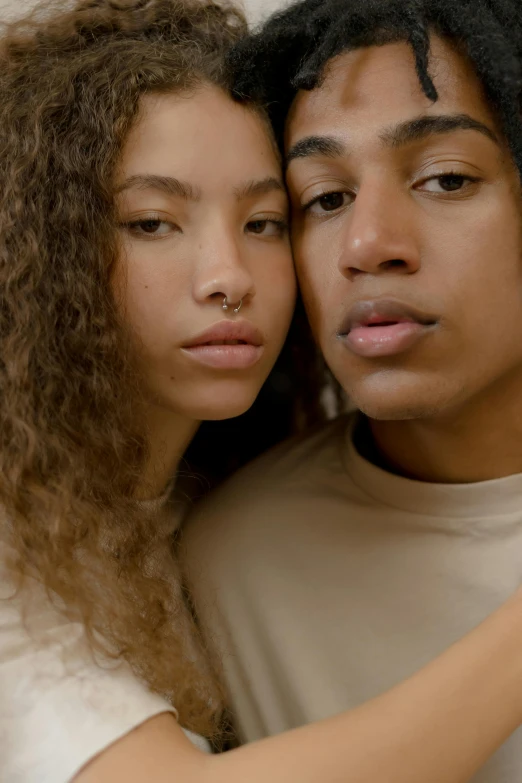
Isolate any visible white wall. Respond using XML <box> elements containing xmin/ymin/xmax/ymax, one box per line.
<box><xmin>0</xmin><ymin>0</ymin><xmax>291</xmax><ymax>24</ymax></box>
<box><xmin>241</xmin><ymin>0</ymin><xmax>291</xmax><ymax>25</ymax></box>
<box><xmin>0</xmin><ymin>0</ymin><xmax>32</xmax><ymax>20</ymax></box>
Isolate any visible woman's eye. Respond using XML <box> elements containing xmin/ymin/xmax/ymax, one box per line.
<box><xmin>305</xmin><ymin>191</ymin><xmax>351</xmax><ymax>214</ymax></box>
<box><xmin>420</xmin><ymin>174</ymin><xmax>477</xmax><ymax>193</ymax></box>
<box><xmin>246</xmin><ymin>218</ymin><xmax>287</xmax><ymax>237</ymax></box>
<box><xmin>137</xmin><ymin>219</ymin><xmax>164</xmax><ymax>234</ymax></box>
<box><xmin>122</xmin><ymin>217</ymin><xmax>179</xmax><ymax>238</ymax></box>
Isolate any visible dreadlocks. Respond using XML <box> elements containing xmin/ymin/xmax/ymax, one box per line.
<box><xmin>229</xmin><ymin>0</ymin><xmax>522</xmax><ymax>170</ymax></box>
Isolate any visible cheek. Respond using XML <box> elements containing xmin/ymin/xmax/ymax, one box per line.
<box><xmin>439</xmin><ymin>208</ymin><xmax>522</xmax><ymax>339</ymax></box>
<box><xmin>294</xmin><ymin>241</ymin><xmax>337</xmax><ymax>339</ymax></box>
<box><xmin>256</xmin><ymin>246</ymin><xmax>297</xmax><ymax>323</ymax></box>
<box><xmin>113</xmin><ymin>246</ymin><xmax>186</xmax><ymax>346</ymax></box>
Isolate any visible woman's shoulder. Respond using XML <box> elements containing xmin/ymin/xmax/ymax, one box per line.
<box><xmin>0</xmin><ymin>538</ymin><xmax>208</xmax><ymax>783</ymax></box>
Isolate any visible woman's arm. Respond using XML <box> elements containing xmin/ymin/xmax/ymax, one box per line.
<box><xmin>76</xmin><ymin>588</ymin><xmax>522</xmax><ymax>783</ymax></box>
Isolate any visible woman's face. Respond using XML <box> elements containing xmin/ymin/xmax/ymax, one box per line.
<box><xmin>113</xmin><ymin>85</ymin><xmax>296</xmax><ymax>421</ymax></box>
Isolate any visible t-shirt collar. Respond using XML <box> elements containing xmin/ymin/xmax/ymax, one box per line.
<box><xmin>344</xmin><ymin>414</ymin><xmax>522</xmax><ymax>519</ymax></box>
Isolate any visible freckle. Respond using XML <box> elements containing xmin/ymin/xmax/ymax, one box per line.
<box><xmin>144</xmin><ymin>285</ymin><xmax>149</xmax><ymax>289</ymax></box>
<box><xmin>170</xmin><ymin>377</ymin><xmax>175</xmax><ymax>381</ymax></box>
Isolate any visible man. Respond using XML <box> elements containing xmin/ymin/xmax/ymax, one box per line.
<box><xmin>183</xmin><ymin>1</ymin><xmax>522</xmax><ymax>780</ymax></box>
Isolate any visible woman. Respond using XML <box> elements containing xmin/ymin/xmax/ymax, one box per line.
<box><xmin>1</xmin><ymin>1</ymin><xmax>522</xmax><ymax>782</ymax></box>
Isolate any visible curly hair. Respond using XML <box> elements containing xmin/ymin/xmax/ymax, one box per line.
<box><xmin>229</xmin><ymin>0</ymin><xmax>522</xmax><ymax>171</ymax></box>
<box><xmin>0</xmin><ymin>0</ymin><xmax>252</xmax><ymax>737</ymax></box>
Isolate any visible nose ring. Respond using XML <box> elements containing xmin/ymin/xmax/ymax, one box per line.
<box><xmin>222</xmin><ymin>296</ymin><xmax>243</xmax><ymax>315</ymax></box>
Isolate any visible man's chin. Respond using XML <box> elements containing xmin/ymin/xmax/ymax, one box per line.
<box><xmin>343</xmin><ymin>378</ymin><xmax>449</xmax><ymax>422</ymax></box>
<box><xmin>356</xmin><ymin>401</ymin><xmax>440</xmax><ymax>422</ymax></box>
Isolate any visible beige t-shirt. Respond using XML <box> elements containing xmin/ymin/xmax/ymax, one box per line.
<box><xmin>0</xmin><ymin>513</ymin><xmax>209</xmax><ymax>782</ymax></box>
<box><xmin>184</xmin><ymin>413</ymin><xmax>522</xmax><ymax>783</ymax></box>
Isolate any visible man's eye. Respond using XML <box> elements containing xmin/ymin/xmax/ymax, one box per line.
<box><xmin>304</xmin><ymin>191</ymin><xmax>350</xmax><ymax>214</ymax></box>
<box><xmin>420</xmin><ymin>174</ymin><xmax>477</xmax><ymax>193</ymax></box>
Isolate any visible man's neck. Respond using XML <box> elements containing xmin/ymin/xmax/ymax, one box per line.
<box><xmin>361</xmin><ymin>372</ymin><xmax>522</xmax><ymax>484</ymax></box>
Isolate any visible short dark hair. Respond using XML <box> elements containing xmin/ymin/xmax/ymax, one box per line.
<box><xmin>229</xmin><ymin>0</ymin><xmax>522</xmax><ymax>170</ymax></box>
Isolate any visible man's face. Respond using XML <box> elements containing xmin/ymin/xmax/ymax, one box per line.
<box><xmin>286</xmin><ymin>38</ymin><xmax>522</xmax><ymax>420</ymax></box>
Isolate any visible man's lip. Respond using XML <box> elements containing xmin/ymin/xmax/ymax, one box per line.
<box><xmin>183</xmin><ymin>320</ymin><xmax>263</xmax><ymax>348</ymax></box>
<box><xmin>338</xmin><ymin>299</ymin><xmax>438</xmax><ymax>336</ymax></box>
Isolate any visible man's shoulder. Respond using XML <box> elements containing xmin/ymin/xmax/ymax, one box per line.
<box><xmin>183</xmin><ymin>413</ymin><xmax>353</xmax><ymax>542</ymax></box>
<box><xmin>212</xmin><ymin>411</ymin><xmax>349</xmax><ymax>497</ymax></box>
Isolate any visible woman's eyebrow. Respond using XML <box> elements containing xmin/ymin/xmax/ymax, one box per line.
<box><xmin>115</xmin><ymin>174</ymin><xmax>202</xmax><ymax>201</ymax></box>
<box><xmin>234</xmin><ymin>176</ymin><xmax>286</xmax><ymax>201</ymax></box>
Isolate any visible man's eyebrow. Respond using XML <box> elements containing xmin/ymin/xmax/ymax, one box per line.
<box><xmin>381</xmin><ymin>113</ymin><xmax>499</xmax><ymax>148</ymax></box>
<box><xmin>115</xmin><ymin>174</ymin><xmax>202</xmax><ymax>201</ymax></box>
<box><xmin>286</xmin><ymin>135</ymin><xmax>346</xmax><ymax>166</ymax></box>
<box><xmin>285</xmin><ymin>115</ymin><xmax>499</xmax><ymax>168</ymax></box>
<box><xmin>234</xmin><ymin>176</ymin><xmax>286</xmax><ymax>201</ymax></box>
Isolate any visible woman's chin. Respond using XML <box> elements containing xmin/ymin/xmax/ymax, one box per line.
<box><xmin>151</xmin><ymin>374</ymin><xmax>270</xmax><ymax>423</ymax></box>
<box><xmin>175</xmin><ymin>389</ymin><xmax>261</xmax><ymax>423</ymax></box>
<box><xmin>198</xmin><ymin>398</ymin><xmax>258</xmax><ymax>422</ymax></box>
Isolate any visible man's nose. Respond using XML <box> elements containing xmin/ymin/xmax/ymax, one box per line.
<box><xmin>338</xmin><ymin>184</ymin><xmax>421</xmax><ymax>280</ymax></box>
<box><xmin>192</xmin><ymin>228</ymin><xmax>255</xmax><ymax>310</ymax></box>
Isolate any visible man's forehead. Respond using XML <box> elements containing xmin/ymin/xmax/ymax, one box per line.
<box><xmin>285</xmin><ymin>37</ymin><xmax>493</xmax><ymax>145</ymax></box>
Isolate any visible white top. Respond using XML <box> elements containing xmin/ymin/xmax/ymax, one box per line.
<box><xmin>0</xmin><ymin>535</ymin><xmax>209</xmax><ymax>783</ymax></box>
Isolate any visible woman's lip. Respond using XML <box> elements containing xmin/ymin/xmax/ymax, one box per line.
<box><xmin>341</xmin><ymin>321</ymin><xmax>435</xmax><ymax>358</ymax></box>
<box><xmin>184</xmin><ymin>320</ymin><xmax>263</xmax><ymax>348</ymax></box>
<box><xmin>182</xmin><ymin>344</ymin><xmax>264</xmax><ymax>369</ymax></box>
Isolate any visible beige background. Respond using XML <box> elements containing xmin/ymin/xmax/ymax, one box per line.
<box><xmin>0</xmin><ymin>0</ymin><xmax>290</xmax><ymax>23</ymax></box>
